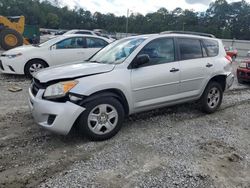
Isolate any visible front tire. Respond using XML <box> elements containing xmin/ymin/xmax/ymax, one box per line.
<box><xmin>79</xmin><ymin>97</ymin><xmax>125</xmax><ymax>141</ymax></box>
<box><xmin>200</xmin><ymin>82</ymin><xmax>223</xmax><ymax>114</ymax></box>
<box><xmin>24</xmin><ymin>59</ymin><xmax>48</xmax><ymax>78</ymax></box>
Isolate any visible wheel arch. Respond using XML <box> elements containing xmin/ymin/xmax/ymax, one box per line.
<box><xmin>24</xmin><ymin>58</ymin><xmax>49</xmax><ymax>72</ymax></box>
<box><xmin>207</xmin><ymin>75</ymin><xmax>227</xmax><ymax>91</ymax></box>
<box><xmin>79</xmin><ymin>88</ymin><xmax>130</xmax><ymax>116</ymax></box>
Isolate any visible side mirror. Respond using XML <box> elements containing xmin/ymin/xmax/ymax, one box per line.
<box><xmin>133</xmin><ymin>54</ymin><xmax>150</xmax><ymax>68</ymax></box>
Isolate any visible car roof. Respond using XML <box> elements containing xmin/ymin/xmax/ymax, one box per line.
<box><xmin>160</xmin><ymin>33</ymin><xmax>219</xmax><ymax>41</ymax></box>
<box><xmin>125</xmin><ymin>32</ymin><xmax>219</xmax><ymax>42</ymax></box>
<box><xmin>66</xmin><ymin>29</ymin><xmax>94</xmax><ymax>32</ymax></box>
<box><xmin>61</xmin><ymin>34</ymin><xmax>112</xmax><ymax>42</ymax></box>
<box><xmin>63</xmin><ymin>29</ymin><xmax>96</xmax><ymax>36</ymax></box>
<box><xmin>160</xmin><ymin>31</ymin><xmax>215</xmax><ymax>38</ymax></box>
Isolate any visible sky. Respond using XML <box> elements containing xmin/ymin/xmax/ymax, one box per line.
<box><xmin>59</xmin><ymin>0</ymin><xmax>250</xmax><ymax>16</ymax></box>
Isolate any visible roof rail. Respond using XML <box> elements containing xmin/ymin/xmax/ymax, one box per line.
<box><xmin>160</xmin><ymin>31</ymin><xmax>216</xmax><ymax>38</ymax></box>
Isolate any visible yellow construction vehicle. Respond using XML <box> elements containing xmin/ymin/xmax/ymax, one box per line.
<box><xmin>0</xmin><ymin>15</ymin><xmax>36</xmax><ymax>50</ymax></box>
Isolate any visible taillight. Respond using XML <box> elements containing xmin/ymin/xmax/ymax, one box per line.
<box><xmin>225</xmin><ymin>55</ymin><xmax>232</xmax><ymax>63</ymax></box>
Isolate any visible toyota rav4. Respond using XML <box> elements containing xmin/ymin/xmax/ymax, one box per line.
<box><xmin>28</xmin><ymin>31</ymin><xmax>234</xmax><ymax>141</ymax></box>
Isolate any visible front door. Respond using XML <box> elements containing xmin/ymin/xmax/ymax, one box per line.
<box><xmin>131</xmin><ymin>37</ymin><xmax>180</xmax><ymax>110</ymax></box>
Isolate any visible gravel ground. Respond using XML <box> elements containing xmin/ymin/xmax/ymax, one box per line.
<box><xmin>0</xmin><ymin>64</ymin><xmax>250</xmax><ymax>187</ymax></box>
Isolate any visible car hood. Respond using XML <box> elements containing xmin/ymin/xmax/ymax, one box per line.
<box><xmin>2</xmin><ymin>45</ymin><xmax>39</xmax><ymax>55</ymax></box>
<box><xmin>34</xmin><ymin>62</ymin><xmax>115</xmax><ymax>83</ymax></box>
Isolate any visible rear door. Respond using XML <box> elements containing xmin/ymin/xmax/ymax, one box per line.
<box><xmin>177</xmin><ymin>38</ymin><xmax>216</xmax><ymax>97</ymax></box>
<box><xmin>49</xmin><ymin>37</ymin><xmax>87</xmax><ymax>66</ymax></box>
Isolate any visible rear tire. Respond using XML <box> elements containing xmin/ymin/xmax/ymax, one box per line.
<box><xmin>24</xmin><ymin>59</ymin><xmax>48</xmax><ymax>78</ymax></box>
<box><xmin>238</xmin><ymin>78</ymin><xmax>244</xmax><ymax>84</ymax></box>
<box><xmin>200</xmin><ymin>82</ymin><xmax>223</xmax><ymax>114</ymax></box>
<box><xmin>78</xmin><ymin>97</ymin><xmax>125</xmax><ymax>141</ymax></box>
<box><xmin>0</xmin><ymin>28</ymin><xmax>23</xmax><ymax>50</ymax></box>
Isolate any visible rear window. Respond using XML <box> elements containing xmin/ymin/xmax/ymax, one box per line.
<box><xmin>202</xmin><ymin>39</ymin><xmax>219</xmax><ymax>57</ymax></box>
<box><xmin>178</xmin><ymin>38</ymin><xmax>203</xmax><ymax>60</ymax></box>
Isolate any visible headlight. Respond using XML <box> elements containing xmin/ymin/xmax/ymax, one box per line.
<box><xmin>6</xmin><ymin>53</ymin><xmax>23</xmax><ymax>59</ymax></box>
<box><xmin>44</xmin><ymin>80</ymin><xmax>78</xmax><ymax>99</ymax></box>
<box><xmin>239</xmin><ymin>62</ymin><xmax>247</xmax><ymax>68</ymax></box>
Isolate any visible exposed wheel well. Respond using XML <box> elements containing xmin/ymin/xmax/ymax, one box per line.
<box><xmin>209</xmin><ymin>75</ymin><xmax>227</xmax><ymax>91</ymax></box>
<box><xmin>80</xmin><ymin>89</ymin><xmax>130</xmax><ymax>115</ymax></box>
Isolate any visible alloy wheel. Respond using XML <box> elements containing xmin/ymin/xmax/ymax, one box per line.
<box><xmin>87</xmin><ymin>104</ymin><xmax>118</xmax><ymax>135</ymax></box>
<box><xmin>207</xmin><ymin>87</ymin><xmax>220</xmax><ymax>109</ymax></box>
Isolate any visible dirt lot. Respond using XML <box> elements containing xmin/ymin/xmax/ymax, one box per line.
<box><xmin>0</xmin><ymin>69</ymin><xmax>250</xmax><ymax>187</ymax></box>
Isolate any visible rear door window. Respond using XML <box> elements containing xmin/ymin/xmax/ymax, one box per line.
<box><xmin>178</xmin><ymin>38</ymin><xmax>203</xmax><ymax>60</ymax></box>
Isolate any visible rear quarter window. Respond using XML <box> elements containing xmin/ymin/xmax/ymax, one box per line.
<box><xmin>202</xmin><ymin>39</ymin><xmax>219</xmax><ymax>57</ymax></box>
<box><xmin>86</xmin><ymin>37</ymin><xmax>108</xmax><ymax>48</ymax></box>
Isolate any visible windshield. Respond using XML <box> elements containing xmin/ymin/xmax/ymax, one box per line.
<box><xmin>89</xmin><ymin>37</ymin><xmax>147</xmax><ymax>64</ymax></box>
<box><xmin>38</xmin><ymin>36</ymin><xmax>63</xmax><ymax>47</ymax></box>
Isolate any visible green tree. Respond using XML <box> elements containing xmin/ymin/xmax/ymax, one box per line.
<box><xmin>1</xmin><ymin>0</ymin><xmax>250</xmax><ymax>39</ymax></box>
<box><xmin>46</xmin><ymin>13</ymin><xmax>59</xmax><ymax>28</ymax></box>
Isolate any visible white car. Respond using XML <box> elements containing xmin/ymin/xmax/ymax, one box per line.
<box><xmin>63</xmin><ymin>29</ymin><xmax>116</xmax><ymax>42</ymax></box>
<box><xmin>0</xmin><ymin>34</ymin><xmax>111</xmax><ymax>77</ymax></box>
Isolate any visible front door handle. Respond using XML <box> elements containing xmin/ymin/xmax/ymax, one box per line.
<box><xmin>206</xmin><ymin>63</ymin><xmax>213</xmax><ymax>68</ymax></box>
<box><xmin>170</xmin><ymin>68</ymin><xmax>179</xmax><ymax>72</ymax></box>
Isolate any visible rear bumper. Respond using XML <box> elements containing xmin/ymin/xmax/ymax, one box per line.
<box><xmin>28</xmin><ymin>87</ymin><xmax>85</xmax><ymax>135</ymax></box>
<box><xmin>237</xmin><ymin>68</ymin><xmax>250</xmax><ymax>81</ymax></box>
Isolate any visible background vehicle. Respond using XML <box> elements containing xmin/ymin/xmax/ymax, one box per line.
<box><xmin>29</xmin><ymin>32</ymin><xmax>234</xmax><ymax>141</ymax></box>
<box><xmin>224</xmin><ymin>46</ymin><xmax>237</xmax><ymax>60</ymax></box>
<box><xmin>247</xmin><ymin>50</ymin><xmax>250</xmax><ymax>57</ymax></box>
<box><xmin>0</xmin><ymin>34</ymin><xmax>111</xmax><ymax>77</ymax></box>
<box><xmin>237</xmin><ymin>59</ymin><xmax>250</xmax><ymax>83</ymax></box>
<box><xmin>0</xmin><ymin>15</ymin><xmax>40</xmax><ymax>50</ymax></box>
<box><xmin>63</xmin><ymin>29</ymin><xmax>97</xmax><ymax>36</ymax></box>
<box><xmin>54</xmin><ymin>30</ymin><xmax>67</xmax><ymax>35</ymax></box>
<box><xmin>93</xmin><ymin>29</ymin><xmax>116</xmax><ymax>41</ymax></box>
<box><xmin>64</xmin><ymin>29</ymin><xmax>116</xmax><ymax>41</ymax></box>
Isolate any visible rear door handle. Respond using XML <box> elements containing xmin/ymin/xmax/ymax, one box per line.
<box><xmin>170</xmin><ymin>68</ymin><xmax>179</xmax><ymax>72</ymax></box>
<box><xmin>206</xmin><ymin>63</ymin><xmax>213</xmax><ymax>68</ymax></box>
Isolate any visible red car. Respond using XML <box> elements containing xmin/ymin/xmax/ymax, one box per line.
<box><xmin>225</xmin><ymin>47</ymin><xmax>238</xmax><ymax>60</ymax></box>
<box><xmin>237</xmin><ymin>59</ymin><xmax>250</xmax><ymax>83</ymax></box>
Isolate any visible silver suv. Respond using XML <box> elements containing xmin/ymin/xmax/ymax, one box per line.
<box><xmin>28</xmin><ymin>32</ymin><xmax>234</xmax><ymax>141</ymax></box>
